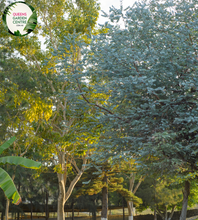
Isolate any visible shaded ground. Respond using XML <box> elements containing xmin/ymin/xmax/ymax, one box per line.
<box><xmin>13</xmin><ymin>215</ymin><xmax>198</xmax><ymax>220</ymax></box>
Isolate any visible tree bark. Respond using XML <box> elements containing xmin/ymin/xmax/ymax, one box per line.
<box><xmin>168</xmin><ymin>205</ymin><xmax>176</xmax><ymax>220</ymax></box>
<box><xmin>57</xmin><ymin>173</ymin><xmax>66</xmax><ymax>220</ymax></box>
<box><xmin>30</xmin><ymin>199</ymin><xmax>33</xmax><ymax>220</ymax></box>
<box><xmin>92</xmin><ymin>211</ymin><xmax>96</xmax><ymax>220</ymax></box>
<box><xmin>101</xmin><ymin>174</ymin><xmax>108</xmax><ymax>220</ymax></box>
<box><xmin>154</xmin><ymin>209</ymin><xmax>157</xmax><ymax>220</ymax></box>
<box><xmin>5</xmin><ymin>198</ymin><xmax>10</xmax><ymax>220</ymax></box>
<box><xmin>45</xmin><ymin>190</ymin><xmax>49</xmax><ymax>220</ymax></box>
<box><xmin>72</xmin><ymin>198</ymin><xmax>74</xmax><ymax>220</ymax></box>
<box><xmin>1</xmin><ymin>210</ymin><xmax>4</xmax><ymax>220</ymax></box>
<box><xmin>123</xmin><ymin>197</ymin><xmax>125</xmax><ymax>220</ymax></box>
<box><xmin>56</xmin><ymin>153</ymin><xmax>87</xmax><ymax>220</ymax></box>
<box><xmin>179</xmin><ymin>181</ymin><xmax>190</xmax><ymax>220</ymax></box>
<box><xmin>127</xmin><ymin>173</ymin><xmax>143</xmax><ymax>220</ymax></box>
<box><xmin>127</xmin><ymin>201</ymin><xmax>133</xmax><ymax>220</ymax></box>
<box><xmin>165</xmin><ymin>206</ymin><xmax>167</xmax><ymax>220</ymax></box>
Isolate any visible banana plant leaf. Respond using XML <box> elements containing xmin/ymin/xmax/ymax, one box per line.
<box><xmin>0</xmin><ymin>156</ymin><xmax>41</xmax><ymax>169</ymax></box>
<box><xmin>0</xmin><ymin>136</ymin><xmax>16</xmax><ymax>155</ymax></box>
<box><xmin>0</xmin><ymin>137</ymin><xmax>41</xmax><ymax>205</ymax></box>
<box><xmin>0</xmin><ymin>167</ymin><xmax>21</xmax><ymax>205</ymax></box>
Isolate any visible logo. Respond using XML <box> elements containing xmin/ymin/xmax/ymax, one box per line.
<box><xmin>2</xmin><ymin>1</ymin><xmax>37</xmax><ymax>36</ymax></box>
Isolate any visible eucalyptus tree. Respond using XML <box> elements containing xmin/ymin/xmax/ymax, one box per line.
<box><xmin>66</xmin><ymin>1</ymin><xmax>198</xmax><ymax>220</ymax></box>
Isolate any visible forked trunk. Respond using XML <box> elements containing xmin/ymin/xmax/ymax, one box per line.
<box><xmin>56</xmin><ymin>151</ymin><xmax>88</xmax><ymax>220</ymax></box>
<box><xmin>101</xmin><ymin>175</ymin><xmax>108</xmax><ymax>220</ymax></box>
<box><xmin>168</xmin><ymin>205</ymin><xmax>176</xmax><ymax>220</ymax></box>
<box><xmin>57</xmin><ymin>170</ymin><xmax>84</xmax><ymax>220</ymax></box>
<box><xmin>127</xmin><ymin>173</ymin><xmax>143</xmax><ymax>220</ymax></box>
<box><xmin>156</xmin><ymin>205</ymin><xmax>176</xmax><ymax>220</ymax></box>
<box><xmin>179</xmin><ymin>181</ymin><xmax>190</xmax><ymax>220</ymax></box>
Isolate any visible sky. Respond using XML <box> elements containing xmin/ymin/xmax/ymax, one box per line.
<box><xmin>97</xmin><ymin>0</ymin><xmax>136</xmax><ymax>25</ymax></box>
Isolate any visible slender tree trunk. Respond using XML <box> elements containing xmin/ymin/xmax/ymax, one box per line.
<box><xmin>179</xmin><ymin>181</ymin><xmax>190</xmax><ymax>220</ymax></box>
<box><xmin>92</xmin><ymin>198</ymin><xmax>96</xmax><ymax>220</ymax></box>
<box><xmin>154</xmin><ymin>209</ymin><xmax>157</xmax><ymax>220</ymax></box>
<box><xmin>127</xmin><ymin>201</ymin><xmax>133</xmax><ymax>220</ymax></box>
<box><xmin>168</xmin><ymin>205</ymin><xmax>176</xmax><ymax>220</ymax></box>
<box><xmin>165</xmin><ymin>206</ymin><xmax>167</xmax><ymax>220</ymax></box>
<box><xmin>127</xmin><ymin>173</ymin><xmax>143</xmax><ymax>220</ymax></box>
<box><xmin>30</xmin><ymin>199</ymin><xmax>33</xmax><ymax>220</ymax></box>
<box><xmin>72</xmin><ymin>199</ymin><xmax>74</xmax><ymax>220</ymax></box>
<box><xmin>123</xmin><ymin>197</ymin><xmax>125</xmax><ymax>220</ymax></box>
<box><xmin>156</xmin><ymin>207</ymin><xmax>164</xmax><ymax>220</ymax></box>
<box><xmin>57</xmin><ymin>173</ymin><xmax>65</xmax><ymax>220</ymax></box>
<box><xmin>5</xmin><ymin>173</ymin><xmax>16</xmax><ymax>220</ymax></box>
<box><xmin>101</xmin><ymin>175</ymin><xmax>108</xmax><ymax>220</ymax></box>
<box><xmin>17</xmin><ymin>181</ymin><xmax>20</xmax><ymax>220</ymax></box>
<box><xmin>5</xmin><ymin>198</ymin><xmax>10</xmax><ymax>220</ymax></box>
<box><xmin>56</xmin><ymin>151</ymin><xmax>88</xmax><ymax>220</ymax></box>
<box><xmin>45</xmin><ymin>190</ymin><xmax>49</xmax><ymax>220</ymax></box>
<box><xmin>92</xmin><ymin>211</ymin><xmax>96</xmax><ymax>220</ymax></box>
<box><xmin>1</xmin><ymin>209</ymin><xmax>5</xmax><ymax>220</ymax></box>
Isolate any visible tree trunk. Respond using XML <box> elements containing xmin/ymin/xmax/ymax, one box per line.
<box><xmin>5</xmin><ymin>173</ymin><xmax>16</xmax><ymax>220</ymax></box>
<box><xmin>122</xmin><ymin>197</ymin><xmax>125</xmax><ymax>220</ymax></box>
<box><xmin>30</xmin><ymin>199</ymin><xmax>33</xmax><ymax>220</ymax></box>
<box><xmin>72</xmin><ymin>199</ymin><xmax>74</xmax><ymax>220</ymax></box>
<box><xmin>92</xmin><ymin>211</ymin><xmax>96</xmax><ymax>220</ymax></box>
<box><xmin>56</xmin><ymin>151</ymin><xmax>88</xmax><ymax>220</ymax></box>
<box><xmin>1</xmin><ymin>210</ymin><xmax>5</xmax><ymax>220</ymax></box>
<box><xmin>127</xmin><ymin>201</ymin><xmax>133</xmax><ymax>220</ymax></box>
<box><xmin>101</xmin><ymin>175</ymin><xmax>108</xmax><ymax>220</ymax></box>
<box><xmin>164</xmin><ymin>206</ymin><xmax>167</xmax><ymax>220</ymax></box>
<box><xmin>5</xmin><ymin>198</ymin><xmax>10</xmax><ymax>220</ymax></box>
<box><xmin>154</xmin><ymin>209</ymin><xmax>157</xmax><ymax>220</ymax></box>
<box><xmin>127</xmin><ymin>173</ymin><xmax>143</xmax><ymax>220</ymax></box>
<box><xmin>17</xmin><ymin>181</ymin><xmax>20</xmax><ymax>220</ymax></box>
<box><xmin>168</xmin><ymin>205</ymin><xmax>176</xmax><ymax>220</ymax></box>
<box><xmin>92</xmin><ymin>198</ymin><xmax>96</xmax><ymax>220</ymax></box>
<box><xmin>57</xmin><ymin>173</ymin><xmax>65</xmax><ymax>220</ymax></box>
<box><xmin>179</xmin><ymin>181</ymin><xmax>190</xmax><ymax>220</ymax></box>
<box><xmin>45</xmin><ymin>190</ymin><xmax>49</xmax><ymax>220</ymax></box>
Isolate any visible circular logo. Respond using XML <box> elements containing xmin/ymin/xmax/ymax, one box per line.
<box><xmin>2</xmin><ymin>1</ymin><xmax>37</xmax><ymax>36</ymax></box>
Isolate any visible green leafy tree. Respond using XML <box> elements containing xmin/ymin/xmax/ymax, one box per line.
<box><xmin>0</xmin><ymin>1</ymin><xmax>101</xmax><ymax>220</ymax></box>
<box><xmin>69</xmin><ymin>1</ymin><xmax>198</xmax><ymax>219</ymax></box>
<box><xmin>75</xmin><ymin>161</ymin><xmax>142</xmax><ymax>220</ymax></box>
<box><xmin>154</xmin><ymin>181</ymin><xmax>183</xmax><ymax>220</ymax></box>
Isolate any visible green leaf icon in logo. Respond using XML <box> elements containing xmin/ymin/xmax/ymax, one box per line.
<box><xmin>23</xmin><ymin>10</ymin><xmax>37</xmax><ymax>32</ymax></box>
<box><xmin>14</xmin><ymin>30</ymin><xmax>22</xmax><ymax>36</ymax></box>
